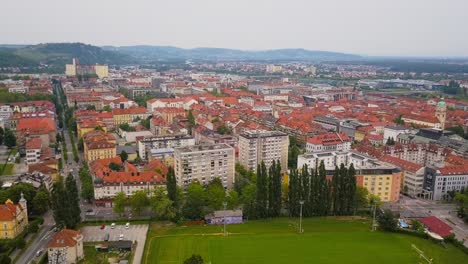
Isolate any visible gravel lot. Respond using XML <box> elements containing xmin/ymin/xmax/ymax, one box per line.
<box><xmin>80</xmin><ymin>224</ymin><xmax>148</xmax><ymax>264</ymax></box>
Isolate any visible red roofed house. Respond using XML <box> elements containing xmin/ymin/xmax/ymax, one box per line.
<box><xmin>306</xmin><ymin>132</ymin><xmax>351</xmax><ymax>153</ymax></box>
<box><xmin>112</xmin><ymin>107</ymin><xmax>150</xmax><ymax>125</ymax></box>
<box><xmin>47</xmin><ymin>229</ymin><xmax>84</xmax><ymax>264</ymax></box>
<box><xmin>91</xmin><ymin>158</ymin><xmax>167</xmax><ymax>206</ymax></box>
<box><xmin>16</xmin><ymin>117</ymin><xmax>56</xmax><ymax>146</ymax></box>
<box><xmin>420</xmin><ymin>216</ymin><xmax>453</xmax><ymax>238</ymax></box>
<box><xmin>0</xmin><ymin>195</ymin><xmax>28</xmax><ymax>239</ymax></box>
<box><xmin>25</xmin><ymin>138</ymin><xmax>42</xmax><ymax>165</ymax></box>
<box><xmin>83</xmin><ymin>130</ymin><xmax>116</xmax><ymax>162</ymax></box>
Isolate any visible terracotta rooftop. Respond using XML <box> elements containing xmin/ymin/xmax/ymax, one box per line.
<box><xmin>26</xmin><ymin>138</ymin><xmax>42</xmax><ymax>149</ymax></box>
<box><xmin>48</xmin><ymin>229</ymin><xmax>81</xmax><ymax>248</ymax></box>
<box><xmin>307</xmin><ymin>132</ymin><xmax>351</xmax><ymax>145</ymax></box>
<box><xmin>420</xmin><ymin>216</ymin><xmax>452</xmax><ymax>238</ymax></box>
<box><xmin>0</xmin><ymin>200</ymin><xmax>24</xmax><ymax>221</ymax></box>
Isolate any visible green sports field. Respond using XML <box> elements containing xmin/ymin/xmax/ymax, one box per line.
<box><xmin>143</xmin><ymin>217</ymin><xmax>468</xmax><ymax>264</ymax></box>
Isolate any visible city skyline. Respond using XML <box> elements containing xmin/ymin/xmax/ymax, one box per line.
<box><xmin>2</xmin><ymin>0</ymin><xmax>468</xmax><ymax>57</ymax></box>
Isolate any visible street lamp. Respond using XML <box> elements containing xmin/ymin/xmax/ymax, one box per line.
<box><xmin>299</xmin><ymin>200</ymin><xmax>304</xmax><ymax>234</ymax></box>
<box><xmin>223</xmin><ymin>201</ymin><xmax>228</xmax><ymax>237</ymax></box>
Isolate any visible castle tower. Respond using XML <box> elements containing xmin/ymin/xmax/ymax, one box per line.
<box><xmin>435</xmin><ymin>98</ymin><xmax>447</xmax><ymax>130</ymax></box>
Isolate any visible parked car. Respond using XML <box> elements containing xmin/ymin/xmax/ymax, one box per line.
<box><xmin>119</xmin><ymin>234</ymin><xmax>124</xmax><ymax>241</ymax></box>
<box><xmin>103</xmin><ymin>233</ymin><xmax>109</xmax><ymax>241</ymax></box>
<box><xmin>36</xmin><ymin>250</ymin><xmax>42</xmax><ymax>257</ymax></box>
<box><xmin>100</xmin><ymin>224</ymin><xmax>105</xmax><ymax>230</ymax></box>
<box><xmin>111</xmin><ymin>223</ymin><xmax>116</xmax><ymax>229</ymax></box>
<box><xmin>125</xmin><ymin>223</ymin><xmax>130</xmax><ymax>229</ymax></box>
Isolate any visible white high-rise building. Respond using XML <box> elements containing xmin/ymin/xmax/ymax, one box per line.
<box><xmin>238</xmin><ymin>130</ymin><xmax>289</xmax><ymax>172</ymax></box>
<box><xmin>174</xmin><ymin>144</ymin><xmax>235</xmax><ymax>189</ymax></box>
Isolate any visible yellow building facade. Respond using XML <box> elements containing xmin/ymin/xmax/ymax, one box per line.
<box><xmin>0</xmin><ymin>196</ymin><xmax>28</xmax><ymax>239</ymax></box>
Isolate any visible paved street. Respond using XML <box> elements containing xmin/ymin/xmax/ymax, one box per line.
<box><xmin>81</xmin><ymin>224</ymin><xmax>148</xmax><ymax>264</ymax></box>
<box><xmin>397</xmin><ymin>196</ymin><xmax>468</xmax><ymax>246</ymax></box>
<box><xmin>15</xmin><ymin>211</ymin><xmax>55</xmax><ymax>264</ymax></box>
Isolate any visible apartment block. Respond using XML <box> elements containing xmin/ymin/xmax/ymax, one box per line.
<box><xmin>137</xmin><ymin>134</ymin><xmax>195</xmax><ymax>160</ymax></box>
<box><xmin>238</xmin><ymin>130</ymin><xmax>289</xmax><ymax>172</ymax></box>
<box><xmin>174</xmin><ymin>144</ymin><xmax>235</xmax><ymax>189</ymax></box>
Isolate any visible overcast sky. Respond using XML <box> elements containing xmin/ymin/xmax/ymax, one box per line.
<box><xmin>2</xmin><ymin>0</ymin><xmax>468</xmax><ymax>56</ymax></box>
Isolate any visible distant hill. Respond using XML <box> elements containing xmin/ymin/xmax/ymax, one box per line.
<box><xmin>0</xmin><ymin>42</ymin><xmax>362</xmax><ymax>72</ymax></box>
<box><xmin>0</xmin><ymin>43</ymin><xmax>135</xmax><ymax>70</ymax></box>
<box><xmin>106</xmin><ymin>45</ymin><xmax>361</xmax><ymax>62</ymax></box>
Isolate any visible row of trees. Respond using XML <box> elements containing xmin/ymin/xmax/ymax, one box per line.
<box><xmin>79</xmin><ymin>163</ymin><xmax>94</xmax><ymax>201</ymax></box>
<box><xmin>51</xmin><ymin>175</ymin><xmax>81</xmax><ymax>229</ymax></box>
<box><xmin>255</xmin><ymin>161</ymin><xmax>282</xmax><ymax>218</ymax></box>
<box><xmin>289</xmin><ymin>162</ymin><xmax>357</xmax><ymax>217</ymax></box>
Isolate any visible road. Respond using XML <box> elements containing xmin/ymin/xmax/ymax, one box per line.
<box><xmin>397</xmin><ymin>196</ymin><xmax>468</xmax><ymax>246</ymax></box>
<box><xmin>17</xmin><ymin>80</ymin><xmax>94</xmax><ymax>263</ymax></box>
<box><xmin>15</xmin><ymin>212</ymin><xmax>55</xmax><ymax>264</ymax></box>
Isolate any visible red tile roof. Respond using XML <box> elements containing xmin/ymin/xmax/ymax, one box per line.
<box><xmin>0</xmin><ymin>200</ymin><xmax>24</xmax><ymax>221</ymax></box>
<box><xmin>17</xmin><ymin>118</ymin><xmax>56</xmax><ymax>134</ymax></box>
<box><xmin>420</xmin><ymin>216</ymin><xmax>452</xmax><ymax>237</ymax></box>
<box><xmin>112</xmin><ymin>107</ymin><xmax>147</xmax><ymax>115</ymax></box>
<box><xmin>307</xmin><ymin>132</ymin><xmax>351</xmax><ymax>145</ymax></box>
<box><xmin>48</xmin><ymin>229</ymin><xmax>81</xmax><ymax>248</ymax></box>
<box><xmin>380</xmin><ymin>155</ymin><xmax>423</xmax><ymax>173</ymax></box>
<box><xmin>26</xmin><ymin>138</ymin><xmax>42</xmax><ymax>149</ymax></box>
<box><xmin>439</xmin><ymin>165</ymin><xmax>468</xmax><ymax>175</ymax></box>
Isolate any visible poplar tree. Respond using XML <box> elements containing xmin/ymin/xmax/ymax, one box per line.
<box><xmin>256</xmin><ymin>162</ymin><xmax>268</xmax><ymax>219</ymax></box>
<box><xmin>271</xmin><ymin>161</ymin><xmax>282</xmax><ymax>217</ymax></box>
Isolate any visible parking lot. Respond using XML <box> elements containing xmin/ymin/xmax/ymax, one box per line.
<box><xmin>80</xmin><ymin>224</ymin><xmax>148</xmax><ymax>264</ymax></box>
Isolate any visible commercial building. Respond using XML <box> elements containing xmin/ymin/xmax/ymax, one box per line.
<box><xmin>0</xmin><ymin>194</ymin><xmax>28</xmax><ymax>239</ymax></box>
<box><xmin>238</xmin><ymin>130</ymin><xmax>289</xmax><ymax>172</ymax></box>
<box><xmin>47</xmin><ymin>229</ymin><xmax>84</xmax><ymax>264</ymax></box>
<box><xmin>380</xmin><ymin>155</ymin><xmax>425</xmax><ymax>198</ymax></box>
<box><xmin>383</xmin><ymin>126</ymin><xmax>410</xmax><ymax>144</ymax></box>
<box><xmin>174</xmin><ymin>144</ymin><xmax>235</xmax><ymax>189</ymax></box>
<box><xmin>424</xmin><ymin>166</ymin><xmax>468</xmax><ymax>200</ymax></box>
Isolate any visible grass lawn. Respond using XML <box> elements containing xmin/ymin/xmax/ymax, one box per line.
<box><xmin>143</xmin><ymin>217</ymin><xmax>468</xmax><ymax>264</ymax></box>
<box><xmin>0</xmin><ymin>164</ymin><xmax>14</xmax><ymax>175</ymax></box>
<box><xmin>79</xmin><ymin>242</ymin><xmax>131</xmax><ymax>264</ymax></box>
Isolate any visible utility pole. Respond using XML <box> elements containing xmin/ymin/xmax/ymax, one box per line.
<box><xmin>299</xmin><ymin>200</ymin><xmax>304</xmax><ymax>234</ymax></box>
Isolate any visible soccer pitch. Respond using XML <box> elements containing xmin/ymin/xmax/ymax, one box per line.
<box><xmin>143</xmin><ymin>217</ymin><xmax>468</xmax><ymax>264</ymax></box>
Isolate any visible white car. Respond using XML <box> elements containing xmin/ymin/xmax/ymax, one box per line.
<box><xmin>111</xmin><ymin>223</ymin><xmax>116</xmax><ymax>229</ymax></box>
<box><xmin>119</xmin><ymin>234</ymin><xmax>124</xmax><ymax>241</ymax></box>
<box><xmin>125</xmin><ymin>222</ymin><xmax>130</xmax><ymax>229</ymax></box>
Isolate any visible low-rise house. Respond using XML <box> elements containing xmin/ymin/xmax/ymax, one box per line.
<box><xmin>47</xmin><ymin>229</ymin><xmax>84</xmax><ymax>264</ymax></box>
<box><xmin>205</xmin><ymin>210</ymin><xmax>243</xmax><ymax>224</ymax></box>
<box><xmin>25</xmin><ymin>138</ymin><xmax>42</xmax><ymax>165</ymax></box>
<box><xmin>0</xmin><ymin>195</ymin><xmax>28</xmax><ymax>239</ymax></box>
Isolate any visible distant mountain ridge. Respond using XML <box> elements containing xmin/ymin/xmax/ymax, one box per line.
<box><xmin>0</xmin><ymin>42</ymin><xmax>361</xmax><ymax>72</ymax></box>
<box><xmin>104</xmin><ymin>45</ymin><xmax>361</xmax><ymax>61</ymax></box>
<box><xmin>0</xmin><ymin>43</ymin><xmax>134</xmax><ymax>69</ymax></box>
